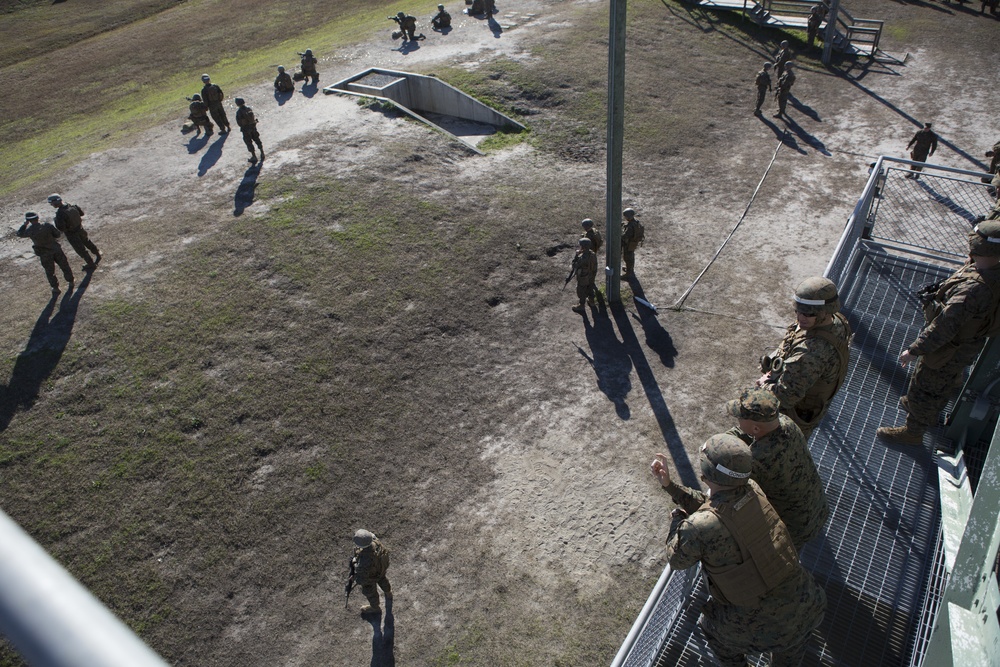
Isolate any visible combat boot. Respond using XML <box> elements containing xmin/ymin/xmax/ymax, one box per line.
<box><xmin>572</xmin><ymin>305</ymin><xmax>586</xmax><ymax>314</ymax></box>
<box><xmin>876</xmin><ymin>425</ymin><xmax>924</xmax><ymax>445</ymax></box>
<box><xmin>360</xmin><ymin>604</ymin><xmax>381</xmax><ymax>616</ymax></box>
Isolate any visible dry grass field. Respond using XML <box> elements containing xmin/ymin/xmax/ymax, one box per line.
<box><xmin>1</xmin><ymin>0</ymin><xmax>998</xmax><ymax>665</ymax></box>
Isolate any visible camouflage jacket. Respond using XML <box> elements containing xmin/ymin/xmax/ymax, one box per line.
<box><xmin>908</xmin><ymin>128</ymin><xmax>938</xmax><ymax>153</ymax></box>
<box><xmin>770</xmin><ymin>313</ymin><xmax>851</xmax><ymax>430</ymax></box>
<box><xmin>728</xmin><ymin>414</ymin><xmax>829</xmax><ymax>548</ymax></box>
<box><xmin>774</xmin><ymin>47</ymin><xmax>791</xmax><ymax>66</ymax></box>
<box><xmin>274</xmin><ymin>72</ymin><xmax>294</xmax><ymax>91</ymax></box>
<box><xmin>662</xmin><ymin>481</ymin><xmax>826</xmax><ymax>651</ymax></box>
<box><xmin>575</xmin><ymin>249</ymin><xmax>597</xmax><ymax>284</ymax></box>
<box><xmin>17</xmin><ymin>221</ymin><xmax>63</xmax><ymax>255</ymax></box>
<box><xmin>201</xmin><ymin>83</ymin><xmax>224</xmax><ymax>106</ymax></box>
<box><xmin>189</xmin><ymin>99</ymin><xmax>210</xmax><ymax>119</ymax></box>
<box><xmin>910</xmin><ymin>260</ymin><xmax>1000</xmax><ymax>361</ymax></box>
<box><xmin>755</xmin><ymin>69</ymin><xmax>771</xmax><ymax>91</ymax></box>
<box><xmin>300</xmin><ymin>56</ymin><xmax>318</xmax><ymax>74</ymax></box>
<box><xmin>621</xmin><ymin>219</ymin><xmax>639</xmax><ymax>251</ymax></box>
<box><xmin>583</xmin><ymin>228</ymin><xmax>603</xmax><ymax>254</ymax></box>
<box><xmin>353</xmin><ymin>538</ymin><xmax>390</xmax><ymax>585</ymax></box>
<box><xmin>235</xmin><ymin>106</ymin><xmax>257</xmax><ymax>130</ymax></box>
<box><xmin>776</xmin><ymin>70</ymin><xmax>795</xmax><ymax>94</ymax></box>
<box><xmin>54</xmin><ymin>203</ymin><xmax>84</xmax><ymax>234</ymax></box>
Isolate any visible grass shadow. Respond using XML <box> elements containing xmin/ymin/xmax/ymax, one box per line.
<box><xmin>0</xmin><ymin>272</ymin><xmax>91</xmax><ymax>433</ymax></box>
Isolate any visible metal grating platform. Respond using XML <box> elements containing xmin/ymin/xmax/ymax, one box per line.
<box><xmin>613</xmin><ymin>160</ymin><xmax>995</xmax><ymax>667</ymax></box>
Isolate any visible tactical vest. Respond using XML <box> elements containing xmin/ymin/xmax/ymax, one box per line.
<box><xmin>58</xmin><ymin>205</ymin><xmax>84</xmax><ymax>233</ymax></box>
<box><xmin>923</xmin><ymin>263</ymin><xmax>1000</xmax><ymax>342</ymax></box>
<box><xmin>701</xmin><ymin>480</ymin><xmax>800</xmax><ymax>607</ymax></box>
<box><xmin>777</xmin><ymin>313</ymin><xmax>851</xmax><ymax>428</ymax></box>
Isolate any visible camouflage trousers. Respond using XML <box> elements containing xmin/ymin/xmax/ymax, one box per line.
<box><xmin>903</xmin><ymin>346</ymin><xmax>981</xmax><ymax>430</ymax></box>
<box><xmin>360</xmin><ymin>575</ymin><xmax>392</xmax><ymax>608</ymax></box>
<box><xmin>208</xmin><ymin>103</ymin><xmax>230</xmax><ymax>131</ymax></box>
<box><xmin>241</xmin><ymin>127</ymin><xmax>263</xmax><ymax>156</ymax></box>
<box><xmin>36</xmin><ymin>249</ymin><xmax>73</xmax><ymax>288</ymax></box>
<box><xmin>699</xmin><ymin>572</ymin><xmax>825</xmax><ymax>667</ymax></box>
<box><xmin>755</xmin><ymin>86</ymin><xmax>768</xmax><ymax>112</ymax></box>
<box><xmin>64</xmin><ymin>229</ymin><xmax>99</xmax><ymax>265</ymax></box>
<box><xmin>576</xmin><ymin>280</ymin><xmax>596</xmax><ymax>306</ymax></box>
<box><xmin>909</xmin><ymin>146</ymin><xmax>930</xmax><ymax>172</ymax></box>
<box><xmin>623</xmin><ymin>249</ymin><xmax>635</xmax><ymax>275</ymax></box>
<box><xmin>775</xmin><ymin>91</ymin><xmax>790</xmax><ymax>115</ymax></box>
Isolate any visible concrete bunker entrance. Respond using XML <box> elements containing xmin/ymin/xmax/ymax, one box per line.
<box><xmin>325</xmin><ymin>68</ymin><xmax>525</xmax><ymax>153</ymax></box>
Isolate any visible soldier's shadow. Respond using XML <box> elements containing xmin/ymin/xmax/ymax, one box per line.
<box><xmin>301</xmin><ymin>81</ymin><xmax>319</xmax><ymax>99</ymax></box>
<box><xmin>234</xmin><ymin>162</ymin><xmax>261</xmax><ymax>216</ymax></box>
<box><xmin>579</xmin><ymin>308</ymin><xmax>633</xmax><ymax>420</ymax></box>
<box><xmin>274</xmin><ymin>89</ymin><xmax>294</xmax><ymax>106</ymax></box>
<box><xmin>367</xmin><ymin>598</ymin><xmax>395</xmax><ymax>667</ymax></box>
<box><xmin>0</xmin><ymin>273</ymin><xmax>90</xmax><ymax>433</ymax></box>
<box><xmin>186</xmin><ymin>131</ymin><xmax>211</xmax><ymax>154</ymax></box>
<box><xmin>628</xmin><ymin>277</ymin><xmax>678</xmax><ymax>369</ymax></box>
<box><xmin>198</xmin><ymin>133</ymin><xmax>228</xmax><ymax>177</ymax></box>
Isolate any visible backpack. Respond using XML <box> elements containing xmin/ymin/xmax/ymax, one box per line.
<box><xmin>633</xmin><ymin>219</ymin><xmax>645</xmax><ymax>246</ymax></box>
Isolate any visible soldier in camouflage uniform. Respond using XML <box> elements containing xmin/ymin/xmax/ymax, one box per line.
<box><xmin>350</xmin><ymin>529</ymin><xmax>392</xmax><ymax>617</ymax></box>
<box><xmin>753</xmin><ymin>62</ymin><xmax>772</xmax><ymax>116</ymax></box>
<box><xmin>774</xmin><ymin>62</ymin><xmax>796</xmax><ymax>119</ymax></box>
<box><xmin>878</xmin><ymin>221</ymin><xmax>1000</xmax><ymax>445</ymax></box>
<box><xmin>725</xmin><ymin>388</ymin><xmax>829</xmax><ymax>549</ymax></box>
<box><xmin>581</xmin><ymin>218</ymin><xmax>603</xmax><ymax>255</ymax></box>
<box><xmin>758</xmin><ymin>276</ymin><xmax>852</xmax><ymax>438</ymax></box>
<box><xmin>200</xmin><ymin>74</ymin><xmax>231</xmax><ymax>134</ymax></box>
<box><xmin>621</xmin><ymin>207</ymin><xmax>641</xmax><ymax>278</ymax></box>
<box><xmin>48</xmin><ymin>194</ymin><xmax>101</xmax><ymax>271</ymax></box>
<box><xmin>905</xmin><ymin>122</ymin><xmax>938</xmax><ymax>177</ymax></box>
<box><xmin>571</xmin><ymin>237</ymin><xmax>598</xmax><ymax>314</ymax></box>
<box><xmin>807</xmin><ymin>2</ymin><xmax>828</xmax><ymax>46</ymax></box>
<box><xmin>16</xmin><ymin>211</ymin><xmax>74</xmax><ymax>295</ymax></box>
<box><xmin>988</xmin><ymin>173</ymin><xmax>1000</xmax><ymax>221</ymax></box>
<box><xmin>651</xmin><ymin>435</ymin><xmax>826</xmax><ymax>667</ymax></box>
<box><xmin>273</xmin><ymin>66</ymin><xmax>294</xmax><ymax>93</ymax></box>
<box><xmin>234</xmin><ymin>98</ymin><xmax>264</xmax><ymax>164</ymax></box>
<box><xmin>297</xmin><ymin>49</ymin><xmax>319</xmax><ymax>84</ymax></box>
<box><xmin>186</xmin><ymin>94</ymin><xmax>213</xmax><ymax>135</ymax></box>
<box><xmin>773</xmin><ymin>40</ymin><xmax>792</xmax><ymax>78</ymax></box>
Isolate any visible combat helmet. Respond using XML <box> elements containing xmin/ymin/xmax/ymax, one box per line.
<box><xmin>581</xmin><ymin>218</ymin><xmax>594</xmax><ymax>229</ymax></box>
<box><xmin>201</xmin><ymin>74</ymin><xmax>211</xmax><ymax>81</ymax></box>
<box><xmin>191</xmin><ymin>93</ymin><xmax>202</xmax><ymax>101</ymax></box>
<box><xmin>234</xmin><ymin>97</ymin><xmax>246</xmax><ymax>106</ymax></box>
<box><xmin>353</xmin><ymin>529</ymin><xmax>375</xmax><ymax>547</ymax></box>
<box><xmin>438</xmin><ymin>3</ymin><xmax>445</xmax><ymax>9</ymax></box>
<box><xmin>397</xmin><ymin>11</ymin><xmax>405</xmax><ymax>17</ymax></box>
<box><xmin>304</xmin><ymin>49</ymin><xmax>313</xmax><ymax>56</ymax></box>
<box><xmin>579</xmin><ymin>237</ymin><xmax>593</xmax><ymax>248</ymax></box>
<box><xmin>277</xmin><ymin>66</ymin><xmax>285</xmax><ymax>72</ymax></box>
<box><xmin>794</xmin><ymin>276</ymin><xmax>840</xmax><ymax>316</ymax></box>
<box><xmin>622</xmin><ymin>207</ymin><xmax>635</xmax><ymax>218</ymax></box>
<box><xmin>47</xmin><ymin>193</ymin><xmax>62</xmax><ymax>204</ymax></box>
<box><xmin>763</xmin><ymin>62</ymin><xmax>773</xmax><ymax>69</ymax></box>
<box><xmin>970</xmin><ymin>221</ymin><xmax>1000</xmax><ymax>257</ymax></box>
<box><xmin>24</xmin><ymin>211</ymin><xmax>38</xmax><ymax>222</ymax></box>
<box><xmin>699</xmin><ymin>434</ymin><xmax>752</xmax><ymax>487</ymax></box>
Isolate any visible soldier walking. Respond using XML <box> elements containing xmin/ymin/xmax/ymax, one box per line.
<box><xmin>651</xmin><ymin>435</ymin><xmax>826</xmax><ymax>667</ymax></box>
<box><xmin>725</xmin><ymin>388</ymin><xmax>829</xmax><ymax>549</ymax></box>
<box><xmin>905</xmin><ymin>122</ymin><xmax>938</xmax><ymax>177</ymax></box>
<box><xmin>753</xmin><ymin>62</ymin><xmax>772</xmax><ymax>116</ymax></box>
<box><xmin>16</xmin><ymin>211</ymin><xmax>74</xmax><ymax>296</ymax></box>
<box><xmin>757</xmin><ymin>277</ymin><xmax>852</xmax><ymax>438</ymax></box>
<box><xmin>186</xmin><ymin>94</ymin><xmax>213</xmax><ymax>135</ymax></box>
<box><xmin>571</xmin><ymin>237</ymin><xmax>598</xmax><ymax>314</ymax></box>
<box><xmin>621</xmin><ymin>207</ymin><xmax>643</xmax><ymax>278</ymax></box>
<box><xmin>878</xmin><ymin>221</ymin><xmax>1000</xmax><ymax>445</ymax></box>
<box><xmin>234</xmin><ymin>98</ymin><xmax>264</xmax><ymax>164</ymax></box>
<box><xmin>349</xmin><ymin>529</ymin><xmax>392</xmax><ymax>617</ymax></box>
<box><xmin>200</xmin><ymin>74</ymin><xmax>231</xmax><ymax>134</ymax></box>
<box><xmin>774</xmin><ymin>62</ymin><xmax>796</xmax><ymax>119</ymax></box>
<box><xmin>48</xmin><ymin>194</ymin><xmax>101</xmax><ymax>271</ymax></box>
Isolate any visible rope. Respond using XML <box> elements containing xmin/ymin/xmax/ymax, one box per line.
<box><xmin>671</xmin><ymin>132</ymin><xmax>786</xmax><ymax>310</ymax></box>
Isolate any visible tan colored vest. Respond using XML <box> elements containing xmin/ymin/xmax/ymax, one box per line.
<box><xmin>778</xmin><ymin>313</ymin><xmax>851</xmax><ymax>428</ymax></box>
<box><xmin>701</xmin><ymin>480</ymin><xmax>800</xmax><ymax>606</ymax></box>
<box><xmin>923</xmin><ymin>264</ymin><xmax>1000</xmax><ymax>342</ymax></box>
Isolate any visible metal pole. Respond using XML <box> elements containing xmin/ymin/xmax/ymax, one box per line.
<box><xmin>606</xmin><ymin>0</ymin><xmax>627</xmax><ymax>304</ymax></box>
<box><xmin>0</xmin><ymin>509</ymin><xmax>170</xmax><ymax>667</ymax></box>
<box><xmin>822</xmin><ymin>0</ymin><xmax>841</xmax><ymax>66</ymax></box>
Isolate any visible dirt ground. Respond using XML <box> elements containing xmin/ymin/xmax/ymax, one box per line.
<box><xmin>1</xmin><ymin>0</ymin><xmax>999</xmax><ymax>665</ymax></box>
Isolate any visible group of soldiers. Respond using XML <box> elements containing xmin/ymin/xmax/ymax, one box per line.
<box><xmin>753</xmin><ymin>41</ymin><xmax>797</xmax><ymax>118</ymax></box>
<box><xmin>567</xmin><ymin>208</ymin><xmax>643</xmax><ymax>315</ymax></box>
<box><xmin>644</xmin><ymin>210</ymin><xmax>1000</xmax><ymax>664</ymax></box>
<box><xmin>15</xmin><ymin>195</ymin><xmax>102</xmax><ymax>296</ymax></box>
<box><xmin>187</xmin><ymin>71</ymin><xmax>270</xmax><ymax>164</ymax></box>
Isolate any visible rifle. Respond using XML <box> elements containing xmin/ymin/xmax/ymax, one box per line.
<box><xmin>344</xmin><ymin>558</ymin><xmax>356</xmax><ymax>608</ymax></box>
<box><xmin>563</xmin><ymin>255</ymin><xmax>579</xmax><ymax>289</ymax></box>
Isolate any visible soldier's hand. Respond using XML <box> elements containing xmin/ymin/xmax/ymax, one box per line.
<box><xmin>899</xmin><ymin>350</ymin><xmax>916</xmax><ymax>367</ymax></box>
<box><xmin>755</xmin><ymin>372</ymin><xmax>771</xmax><ymax>388</ymax></box>
<box><xmin>650</xmin><ymin>453</ymin><xmax>672</xmax><ymax>489</ymax></box>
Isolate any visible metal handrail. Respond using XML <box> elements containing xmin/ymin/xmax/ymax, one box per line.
<box><xmin>0</xmin><ymin>509</ymin><xmax>170</xmax><ymax>667</ymax></box>
<box><xmin>609</xmin><ymin>565</ymin><xmax>674</xmax><ymax>667</ymax></box>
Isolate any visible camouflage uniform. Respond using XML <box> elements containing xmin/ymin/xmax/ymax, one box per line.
<box><xmin>17</xmin><ymin>214</ymin><xmax>74</xmax><ymax>292</ymax></box>
<box><xmin>661</xmin><ymin>436</ymin><xmax>826</xmax><ymax>667</ymax></box>
<box><xmin>391</xmin><ymin>14</ymin><xmax>419</xmax><ymax>41</ymax></box>
<box><xmin>432</xmin><ymin>5</ymin><xmax>452</xmax><ymax>29</ymax></box>
<box><xmin>900</xmin><ymin>258</ymin><xmax>1000</xmax><ymax>432</ymax></box>
<box><xmin>235</xmin><ymin>100</ymin><xmax>264</xmax><ymax>162</ymax></box>
<box><xmin>621</xmin><ymin>209</ymin><xmax>641</xmax><ymax>277</ymax></box>
<box><xmin>352</xmin><ymin>530</ymin><xmax>392</xmax><ymax>613</ymax></box>
<box><xmin>298</xmin><ymin>51</ymin><xmax>319</xmax><ymax>84</ymax></box>
<box><xmin>188</xmin><ymin>96</ymin><xmax>213</xmax><ymax>133</ymax></box>
<box><xmin>53</xmin><ymin>200</ymin><xmax>100</xmax><ymax>269</ymax></box>
<box><xmin>807</xmin><ymin>3</ymin><xmax>827</xmax><ymax>46</ymax></box>
<box><xmin>754</xmin><ymin>65</ymin><xmax>772</xmax><ymax>114</ymax></box>
<box><xmin>726</xmin><ymin>389</ymin><xmax>828</xmax><ymax>549</ymax></box>
<box><xmin>773</xmin><ymin>43</ymin><xmax>792</xmax><ymax>78</ymax></box>
<box><xmin>766</xmin><ymin>312</ymin><xmax>851</xmax><ymax>438</ymax></box>
<box><xmin>200</xmin><ymin>78</ymin><xmax>231</xmax><ymax>133</ymax></box>
<box><xmin>573</xmin><ymin>244</ymin><xmax>598</xmax><ymax>311</ymax></box>
<box><xmin>774</xmin><ymin>67</ymin><xmax>796</xmax><ymax>117</ymax></box>
<box><xmin>274</xmin><ymin>69</ymin><xmax>294</xmax><ymax>93</ymax></box>
<box><xmin>906</xmin><ymin>124</ymin><xmax>938</xmax><ymax>174</ymax></box>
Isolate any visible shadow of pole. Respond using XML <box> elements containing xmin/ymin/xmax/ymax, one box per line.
<box><xmin>0</xmin><ymin>272</ymin><xmax>91</xmax><ymax>433</ymax></box>
<box><xmin>610</xmin><ymin>301</ymin><xmax>698</xmax><ymax>487</ymax></box>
